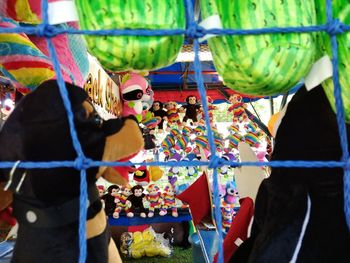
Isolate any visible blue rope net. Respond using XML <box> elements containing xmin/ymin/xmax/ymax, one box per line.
<box><xmin>0</xmin><ymin>0</ymin><xmax>349</xmax><ymax>262</ymax></box>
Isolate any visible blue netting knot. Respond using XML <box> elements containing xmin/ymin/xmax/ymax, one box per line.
<box><xmin>74</xmin><ymin>157</ymin><xmax>92</xmax><ymax>171</ymax></box>
<box><xmin>345</xmin><ymin>158</ymin><xmax>350</xmax><ymax>170</ymax></box>
<box><xmin>326</xmin><ymin>19</ymin><xmax>344</xmax><ymax>36</ymax></box>
<box><xmin>36</xmin><ymin>23</ymin><xmax>56</xmax><ymax>38</ymax></box>
<box><xmin>209</xmin><ymin>155</ymin><xmax>223</xmax><ymax>169</ymax></box>
<box><xmin>186</xmin><ymin>22</ymin><xmax>206</xmax><ymax>39</ymax></box>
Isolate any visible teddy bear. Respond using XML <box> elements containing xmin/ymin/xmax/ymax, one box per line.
<box><xmin>126</xmin><ymin>185</ymin><xmax>147</xmax><ymax>218</ymax></box>
<box><xmin>232</xmin><ymin>85</ymin><xmax>350</xmax><ymax>262</ymax></box>
<box><xmin>0</xmin><ymin>80</ymin><xmax>144</xmax><ymax>262</ymax></box>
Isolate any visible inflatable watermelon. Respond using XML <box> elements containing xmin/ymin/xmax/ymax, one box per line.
<box><xmin>314</xmin><ymin>0</ymin><xmax>350</xmax><ymax>122</ymax></box>
<box><xmin>200</xmin><ymin>0</ymin><xmax>317</xmax><ymax>95</ymax></box>
<box><xmin>75</xmin><ymin>0</ymin><xmax>185</xmax><ymax>72</ymax></box>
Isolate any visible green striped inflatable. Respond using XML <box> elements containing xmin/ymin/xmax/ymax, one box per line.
<box><xmin>75</xmin><ymin>0</ymin><xmax>185</xmax><ymax>72</ymax></box>
<box><xmin>315</xmin><ymin>0</ymin><xmax>350</xmax><ymax>123</ymax></box>
<box><xmin>200</xmin><ymin>0</ymin><xmax>317</xmax><ymax>95</ymax></box>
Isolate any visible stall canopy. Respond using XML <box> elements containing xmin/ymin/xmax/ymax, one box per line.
<box><xmin>149</xmin><ymin>61</ymin><xmax>263</xmax><ymax>103</ymax></box>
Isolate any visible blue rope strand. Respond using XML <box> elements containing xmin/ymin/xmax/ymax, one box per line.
<box><xmin>185</xmin><ymin>0</ymin><xmax>223</xmax><ymax>260</ymax></box>
<box><xmin>0</xmin><ymin>159</ymin><xmax>347</xmax><ymax>169</ymax></box>
<box><xmin>40</xmin><ymin>0</ymin><xmax>88</xmax><ymax>261</ymax></box>
<box><xmin>325</xmin><ymin>0</ymin><xmax>350</xmax><ymax>231</ymax></box>
<box><xmin>3</xmin><ymin>23</ymin><xmax>350</xmax><ymax>38</ymax></box>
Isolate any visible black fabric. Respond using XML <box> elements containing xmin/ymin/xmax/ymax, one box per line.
<box><xmin>234</xmin><ymin>86</ymin><xmax>350</xmax><ymax>263</ymax></box>
<box><xmin>102</xmin><ymin>194</ymin><xmax>116</xmax><ymax>217</ymax></box>
<box><xmin>122</xmin><ymin>89</ymin><xmax>143</xmax><ymax>101</ymax></box>
<box><xmin>11</xmin><ymin>212</ymin><xmax>110</xmax><ymax>263</ymax></box>
<box><xmin>127</xmin><ymin>194</ymin><xmax>146</xmax><ymax>213</ymax></box>
<box><xmin>150</xmin><ymin>108</ymin><xmax>166</xmax><ymax>129</ymax></box>
<box><xmin>12</xmin><ymin>184</ymin><xmax>100</xmax><ymax>228</ymax></box>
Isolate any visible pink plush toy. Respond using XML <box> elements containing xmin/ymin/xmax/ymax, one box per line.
<box><xmin>119</xmin><ymin>72</ymin><xmax>150</xmax><ymax>122</ymax></box>
<box><xmin>222</xmin><ymin>181</ymin><xmax>239</xmax><ymax>209</ymax></box>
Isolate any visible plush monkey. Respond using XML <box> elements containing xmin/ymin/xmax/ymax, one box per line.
<box><xmin>180</xmin><ymin>95</ymin><xmax>201</xmax><ymax>124</ymax></box>
<box><xmin>126</xmin><ymin>185</ymin><xmax>147</xmax><ymax>218</ymax></box>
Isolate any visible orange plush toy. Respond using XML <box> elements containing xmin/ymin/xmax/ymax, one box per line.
<box><xmin>228</xmin><ymin>94</ymin><xmax>248</xmax><ymax>123</ymax></box>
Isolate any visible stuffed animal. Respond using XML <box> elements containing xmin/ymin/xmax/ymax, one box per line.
<box><xmin>102</xmin><ymin>185</ymin><xmax>120</xmax><ymax>216</ymax></box>
<box><xmin>0</xmin><ymin>80</ymin><xmax>144</xmax><ymax>262</ymax></box>
<box><xmin>181</xmin><ymin>153</ymin><xmax>200</xmax><ymax>179</ymax></box>
<box><xmin>113</xmin><ymin>186</ymin><xmax>132</xmax><ymax>219</ymax></box>
<box><xmin>97</xmin><ymin>185</ymin><xmax>105</xmax><ymax>198</ymax></box>
<box><xmin>147</xmin><ymin>184</ymin><xmax>163</xmax><ymax>217</ymax></box>
<box><xmin>133</xmin><ymin>166</ymin><xmax>150</xmax><ymax>186</ymax></box>
<box><xmin>161</xmin><ymin>184</ymin><xmax>178</xmax><ymax>217</ymax></box>
<box><xmin>167</xmin><ymin>152</ymin><xmax>182</xmax><ymax>186</ymax></box>
<box><xmin>119</xmin><ymin>72</ymin><xmax>149</xmax><ymax>122</ymax></box>
<box><xmin>219</xmin><ymin>153</ymin><xmax>236</xmax><ymax>178</ymax></box>
<box><xmin>126</xmin><ymin>185</ymin><xmax>147</xmax><ymax>218</ymax></box>
<box><xmin>232</xmin><ymin>85</ymin><xmax>350</xmax><ymax>262</ymax></box>
<box><xmin>228</xmin><ymin>94</ymin><xmax>248</xmax><ymax>123</ymax></box>
<box><xmin>149</xmin><ymin>101</ymin><xmax>167</xmax><ymax>130</ymax></box>
<box><xmin>164</xmin><ymin>101</ymin><xmax>181</xmax><ymax>128</ymax></box>
<box><xmin>179</xmin><ymin>95</ymin><xmax>201</xmax><ymax>125</ymax></box>
<box><xmin>222</xmin><ymin>181</ymin><xmax>239</xmax><ymax>209</ymax></box>
<box><xmin>221</xmin><ymin>205</ymin><xmax>234</xmax><ymax>234</ymax></box>
<box><xmin>142</xmin><ymin>127</ymin><xmax>157</xmax><ymax>150</ymax></box>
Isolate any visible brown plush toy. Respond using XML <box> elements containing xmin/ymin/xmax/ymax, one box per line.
<box><xmin>0</xmin><ymin>80</ymin><xmax>144</xmax><ymax>263</ymax></box>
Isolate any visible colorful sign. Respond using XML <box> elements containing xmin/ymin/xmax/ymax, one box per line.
<box><xmin>83</xmin><ymin>54</ymin><xmax>122</xmax><ymax>120</ymax></box>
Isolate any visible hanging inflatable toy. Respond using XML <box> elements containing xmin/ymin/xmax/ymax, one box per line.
<box><xmin>75</xmin><ymin>0</ymin><xmax>185</xmax><ymax>72</ymax></box>
<box><xmin>314</xmin><ymin>0</ymin><xmax>350</xmax><ymax>122</ymax></box>
<box><xmin>200</xmin><ymin>0</ymin><xmax>317</xmax><ymax>95</ymax></box>
<box><xmin>0</xmin><ymin>1</ymin><xmax>89</xmax><ymax>92</ymax></box>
